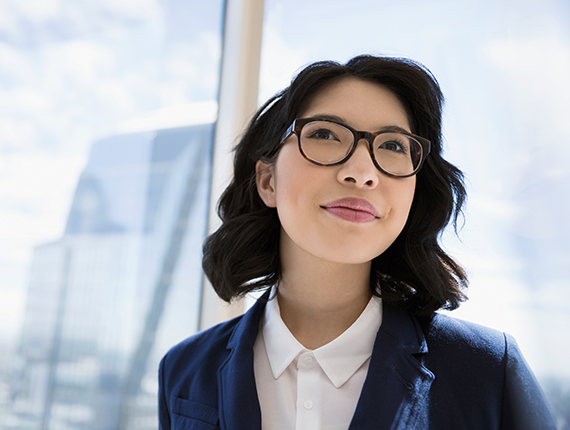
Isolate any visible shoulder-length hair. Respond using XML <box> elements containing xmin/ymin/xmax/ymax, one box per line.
<box><xmin>202</xmin><ymin>55</ymin><xmax>467</xmax><ymax>316</ymax></box>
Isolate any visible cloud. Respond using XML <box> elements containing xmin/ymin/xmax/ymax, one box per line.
<box><xmin>99</xmin><ymin>0</ymin><xmax>163</xmax><ymax>23</ymax></box>
<box><xmin>0</xmin><ymin>0</ymin><xmax>61</xmax><ymax>43</ymax></box>
<box><xmin>470</xmin><ymin>195</ymin><xmax>519</xmax><ymax>222</ymax></box>
<box><xmin>258</xmin><ymin>12</ymin><xmax>311</xmax><ymax>104</ymax></box>
<box><xmin>43</xmin><ymin>40</ymin><xmax>116</xmax><ymax>83</ymax></box>
<box><xmin>0</xmin><ymin>116</ymin><xmax>40</xmax><ymax>151</ymax></box>
<box><xmin>0</xmin><ymin>152</ymin><xmax>85</xmax><ymax>262</ymax></box>
<box><xmin>0</xmin><ymin>0</ymin><xmax>164</xmax><ymax>46</ymax></box>
<box><xmin>163</xmin><ymin>31</ymin><xmax>222</xmax><ymax>103</ymax></box>
<box><xmin>115</xmin><ymin>100</ymin><xmax>217</xmax><ymax>134</ymax></box>
<box><xmin>485</xmin><ymin>25</ymin><xmax>570</xmax><ymax>136</ymax></box>
<box><xmin>0</xmin><ymin>43</ymin><xmax>37</xmax><ymax>85</ymax></box>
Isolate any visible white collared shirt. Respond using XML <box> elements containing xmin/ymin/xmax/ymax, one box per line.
<box><xmin>253</xmin><ymin>293</ymin><xmax>383</xmax><ymax>430</ymax></box>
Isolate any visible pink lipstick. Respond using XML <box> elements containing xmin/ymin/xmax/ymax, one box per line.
<box><xmin>322</xmin><ymin>198</ymin><xmax>379</xmax><ymax>223</ymax></box>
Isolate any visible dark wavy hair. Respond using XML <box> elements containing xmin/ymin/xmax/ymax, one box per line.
<box><xmin>202</xmin><ymin>55</ymin><xmax>467</xmax><ymax>316</ymax></box>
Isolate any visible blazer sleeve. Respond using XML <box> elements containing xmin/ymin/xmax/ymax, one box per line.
<box><xmin>158</xmin><ymin>354</ymin><xmax>171</xmax><ymax>430</ymax></box>
<box><xmin>500</xmin><ymin>333</ymin><xmax>556</xmax><ymax>429</ymax></box>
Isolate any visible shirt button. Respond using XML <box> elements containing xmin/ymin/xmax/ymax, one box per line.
<box><xmin>303</xmin><ymin>400</ymin><xmax>314</xmax><ymax>410</ymax></box>
<box><xmin>303</xmin><ymin>355</ymin><xmax>314</xmax><ymax>365</ymax></box>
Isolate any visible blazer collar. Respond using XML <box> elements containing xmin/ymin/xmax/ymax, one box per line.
<box><xmin>348</xmin><ymin>305</ymin><xmax>434</xmax><ymax>430</ymax></box>
<box><xmin>218</xmin><ymin>294</ymin><xmax>266</xmax><ymax>430</ymax></box>
<box><xmin>219</xmin><ymin>293</ymin><xmax>434</xmax><ymax>430</ymax></box>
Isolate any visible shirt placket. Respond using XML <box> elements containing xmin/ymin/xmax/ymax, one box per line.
<box><xmin>295</xmin><ymin>351</ymin><xmax>320</xmax><ymax>429</ymax></box>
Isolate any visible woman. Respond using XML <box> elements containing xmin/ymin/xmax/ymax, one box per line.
<box><xmin>158</xmin><ymin>55</ymin><xmax>555</xmax><ymax>429</ymax></box>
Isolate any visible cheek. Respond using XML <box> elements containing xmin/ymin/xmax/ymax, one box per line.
<box><xmin>273</xmin><ymin>169</ymin><xmax>319</xmax><ymax>227</ymax></box>
<box><xmin>273</xmin><ymin>146</ymin><xmax>317</xmax><ymax>205</ymax></box>
<box><xmin>387</xmin><ymin>178</ymin><xmax>416</xmax><ymax>226</ymax></box>
<box><xmin>401</xmin><ymin>181</ymin><xmax>416</xmax><ymax>213</ymax></box>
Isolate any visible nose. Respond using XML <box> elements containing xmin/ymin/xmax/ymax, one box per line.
<box><xmin>336</xmin><ymin>139</ymin><xmax>379</xmax><ymax>188</ymax></box>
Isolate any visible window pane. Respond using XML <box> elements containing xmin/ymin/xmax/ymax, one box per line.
<box><xmin>0</xmin><ymin>1</ymin><xmax>223</xmax><ymax>429</ymax></box>
<box><xmin>260</xmin><ymin>0</ymin><xmax>570</xmax><ymax>424</ymax></box>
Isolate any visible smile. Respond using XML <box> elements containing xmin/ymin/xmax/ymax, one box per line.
<box><xmin>321</xmin><ymin>198</ymin><xmax>380</xmax><ymax>223</ymax></box>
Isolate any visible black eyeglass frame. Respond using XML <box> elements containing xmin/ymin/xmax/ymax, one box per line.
<box><xmin>280</xmin><ymin>117</ymin><xmax>432</xmax><ymax>178</ymax></box>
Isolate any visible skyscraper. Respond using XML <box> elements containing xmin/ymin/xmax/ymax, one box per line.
<box><xmin>6</xmin><ymin>115</ymin><xmax>214</xmax><ymax>430</ymax></box>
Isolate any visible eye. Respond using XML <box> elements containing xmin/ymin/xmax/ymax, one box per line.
<box><xmin>379</xmin><ymin>140</ymin><xmax>406</xmax><ymax>153</ymax></box>
<box><xmin>308</xmin><ymin>128</ymin><xmax>339</xmax><ymax>141</ymax></box>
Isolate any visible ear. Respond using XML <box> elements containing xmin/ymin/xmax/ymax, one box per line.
<box><xmin>256</xmin><ymin>160</ymin><xmax>277</xmax><ymax>208</ymax></box>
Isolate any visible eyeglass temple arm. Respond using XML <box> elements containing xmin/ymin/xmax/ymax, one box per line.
<box><xmin>280</xmin><ymin>123</ymin><xmax>295</xmax><ymax>144</ymax></box>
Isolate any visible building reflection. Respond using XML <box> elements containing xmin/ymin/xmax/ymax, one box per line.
<box><xmin>7</xmin><ymin>120</ymin><xmax>213</xmax><ymax>430</ymax></box>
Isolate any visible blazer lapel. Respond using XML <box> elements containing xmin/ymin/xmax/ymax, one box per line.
<box><xmin>349</xmin><ymin>306</ymin><xmax>435</xmax><ymax>430</ymax></box>
<box><xmin>218</xmin><ymin>295</ymin><xmax>266</xmax><ymax>430</ymax></box>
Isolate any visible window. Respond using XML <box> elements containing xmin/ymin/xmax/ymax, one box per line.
<box><xmin>0</xmin><ymin>1</ymin><xmax>223</xmax><ymax>429</ymax></box>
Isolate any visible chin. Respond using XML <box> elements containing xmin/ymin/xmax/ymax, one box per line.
<box><xmin>317</xmin><ymin>250</ymin><xmax>383</xmax><ymax>266</ymax></box>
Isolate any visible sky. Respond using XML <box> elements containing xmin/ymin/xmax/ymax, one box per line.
<box><xmin>1</xmin><ymin>0</ymin><xmax>569</xmax><ymax>379</ymax></box>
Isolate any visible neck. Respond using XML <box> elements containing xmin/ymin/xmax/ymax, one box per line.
<box><xmin>276</xmin><ymin>243</ymin><xmax>373</xmax><ymax>350</ymax></box>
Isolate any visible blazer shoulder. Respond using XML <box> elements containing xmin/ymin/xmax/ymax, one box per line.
<box><xmin>423</xmin><ymin>312</ymin><xmax>556</xmax><ymax>427</ymax></box>
<box><xmin>162</xmin><ymin>314</ymin><xmax>243</xmax><ymax>371</ymax></box>
<box><xmin>424</xmin><ymin>312</ymin><xmax>507</xmax><ymax>360</ymax></box>
<box><xmin>158</xmin><ymin>314</ymin><xmax>252</xmax><ymax>430</ymax></box>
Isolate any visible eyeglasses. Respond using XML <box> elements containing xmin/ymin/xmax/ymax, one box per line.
<box><xmin>280</xmin><ymin>117</ymin><xmax>431</xmax><ymax>178</ymax></box>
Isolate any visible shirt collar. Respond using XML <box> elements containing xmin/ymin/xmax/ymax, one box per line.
<box><xmin>261</xmin><ymin>291</ymin><xmax>383</xmax><ymax>388</ymax></box>
<box><xmin>261</xmin><ymin>293</ymin><xmax>306</xmax><ymax>379</ymax></box>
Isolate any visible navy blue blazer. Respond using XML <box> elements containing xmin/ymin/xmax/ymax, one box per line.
<box><xmin>158</xmin><ymin>294</ymin><xmax>556</xmax><ymax>429</ymax></box>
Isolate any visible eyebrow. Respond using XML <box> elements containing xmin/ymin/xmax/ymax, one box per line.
<box><xmin>309</xmin><ymin>114</ymin><xmax>411</xmax><ymax>134</ymax></box>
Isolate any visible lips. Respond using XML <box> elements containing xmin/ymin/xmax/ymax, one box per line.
<box><xmin>321</xmin><ymin>197</ymin><xmax>380</xmax><ymax>223</ymax></box>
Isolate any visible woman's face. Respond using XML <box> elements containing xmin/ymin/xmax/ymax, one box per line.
<box><xmin>256</xmin><ymin>78</ymin><xmax>416</xmax><ymax>266</ymax></box>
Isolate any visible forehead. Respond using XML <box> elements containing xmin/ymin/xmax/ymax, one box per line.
<box><xmin>300</xmin><ymin>78</ymin><xmax>411</xmax><ymax>132</ymax></box>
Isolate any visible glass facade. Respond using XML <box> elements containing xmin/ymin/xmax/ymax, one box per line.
<box><xmin>5</xmin><ymin>121</ymin><xmax>214</xmax><ymax>429</ymax></box>
<box><xmin>0</xmin><ymin>1</ymin><xmax>223</xmax><ymax>428</ymax></box>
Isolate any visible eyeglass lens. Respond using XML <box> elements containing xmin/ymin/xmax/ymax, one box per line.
<box><xmin>299</xmin><ymin>120</ymin><xmax>422</xmax><ymax>176</ymax></box>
